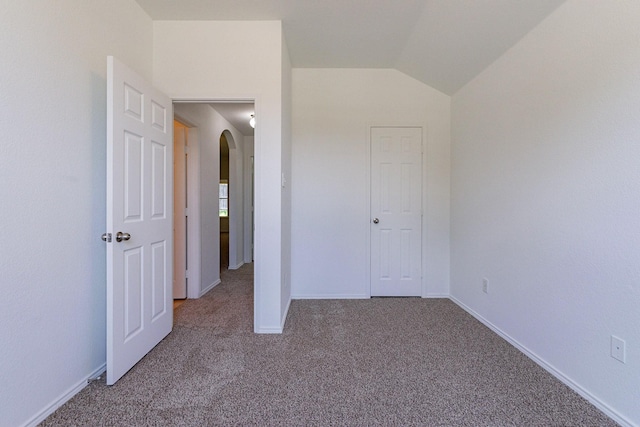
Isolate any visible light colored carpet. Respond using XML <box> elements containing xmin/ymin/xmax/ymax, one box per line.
<box><xmin>41</xmin><ymin>263</ymin><xmax>616</xmax><ymax>426</ymax></box>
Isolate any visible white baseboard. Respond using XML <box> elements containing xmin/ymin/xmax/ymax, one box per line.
<box><xmin>291</xmin><ymin>294</ymin><xmax>369</xmax><ymax>299</ymax></box>
<box><xmin>200</xmin><ymin>279</ymin><xmax>221</xmax><ymax>297</ymax></box>
<box><xmin>281</xmin><ymin>297</ymin><xmax>291</xmax><ymax>330</ymax></box>
<box><xmin>255</xmin><ymin>326</ymin><xmax>283</xmax><ymax>334</ymax></box>
<box><xmin>449</xmin><ymin>296</ymin><xmax>634</xmax><ymax>427</ymax></box>
<box><xmin>292</xmin><ymin>294</ymin><xmax>450</xmax><ymax>299</ymax></box>
<box><xmin>228</xmin><ymin>261</ymin><xmax>244</xmax><ymax>270</ymax></box>
<box><xmin>254</xmin><ymin>298</ymin><xmax>291</xmax><ymax>334</ymax></box>
<box><xmin>22</xmin><ymin>363</ymin><xmax>106</xmax><ymax>427</ymax></box>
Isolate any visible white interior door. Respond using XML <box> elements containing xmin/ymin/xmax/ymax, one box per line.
<box><xmin>106</xmin><ymin>56</ymin><xmax>173</xmax><ymax>385</ymax></box>
<box><xmin>173</xmin><ymin>122</ymin><xmax>187</xmax><ymax>299</ymax></box>
<box><xmin>370</xmin><ymin>127</ymin><xmax>422</xmax><ymax>296</ymax></box>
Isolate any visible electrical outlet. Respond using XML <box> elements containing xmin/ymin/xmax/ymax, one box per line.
<box><xmin>482</xmin><ymin>278</ymin><xmax>489</xmax><ymax>294</ymax></box>
<box><xmin>611</xmin><ymin>336</ymin><xmax>626</xmax><ymax>363</ymax></box>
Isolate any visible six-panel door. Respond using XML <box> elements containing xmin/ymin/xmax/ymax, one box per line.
<box><xmin>106</xmin><ymin>56</ymin><xmax>173</xmax><ymax>385</ymax></box>
<box><xmin>370</xmin><ymin>127</ymin><xmax>423</xmax><ymax>296</ymax></box>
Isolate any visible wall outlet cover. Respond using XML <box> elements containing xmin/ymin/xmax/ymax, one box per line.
<box><xmin>611</xmin><ymin>335</ymin><xmax>626</xmax><ymax>363</ymax></box>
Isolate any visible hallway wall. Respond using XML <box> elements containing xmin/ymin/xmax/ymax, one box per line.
<box><xmin>173</xmin><ymin>103</ymin><xmax>245</xmax><ymax>296</ymax></box>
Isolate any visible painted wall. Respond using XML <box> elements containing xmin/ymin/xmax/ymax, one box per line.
<box><xmin>450</xmin><ymin>1</ymin><xmax>640</xmax><ymax>425</ymax></box>
<box><xmin>281</xmin><ymin>35</ymin><xmax>293</xmax><ymax>319</ymax></box>
<box><xmin>0</xmin><ymin>1</ymin><xmax>153</xmax><ymax>426</ymax></box>
<box><xmin>154</xmin><ymin>21</ymin><xmax>290</xmax><ymax>332</ymax></box>
<box><xmin>244</xmin><ymin>136</ymin><xmax>255</xmax><ymax>264</ymax></box>
<box><xmin>229</xmin><ymin>129</ymin><xmax>246</xmax><ymax>270</ymax></box>
<box><xmin>173</xmin><ymin>104</ymin><xmax>245</xmax><ymax>294</ymax></box>
<box><xmin>291</xmin><ymin>69</ymin><xmax>451</xmax><ymax>299</ymax></box>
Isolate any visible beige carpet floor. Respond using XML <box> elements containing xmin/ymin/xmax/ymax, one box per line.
<box><xmin>41</xmin><ymin>263</ymin><xmax>616</xmax><ymax>426</ymax></box>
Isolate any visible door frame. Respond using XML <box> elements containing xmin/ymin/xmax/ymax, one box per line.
<box><xmin>173</xmin><ymin>120</ymin><xmax>188</xmax><ymax>299</ymax></box>
<box><xmin>172</xmin><ymin>114</ymin><xmax>201</xmax><ymax>299</ymax></box>
<box><xmin>173</xmin><ymin>97</ymin><xmax>260</xmax><ymax>328</ymax></box>
<box><xmin>219</xmin><ymin>129</ymin><xmax>242</xmax><ymax>270</ymax></box>
<box><xmin>366</xmin><ymin>124</ymin><xmax>426</xmax><ymax>298</ymax></box>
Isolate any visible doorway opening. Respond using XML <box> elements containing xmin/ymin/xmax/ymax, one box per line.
<box><xmin>173</xmin><ymin>120</ymin><xmax>189</xmax><ymax>301</ymax></box>
<box><xmin>220</xmin><ymin>132</ymin><xmax>230</xmax><ymax>270</ymax></box>
<box><xmin>171</xmin><ymin>101</ymin><xmax>255</xmax><ymax>306</ymax></box>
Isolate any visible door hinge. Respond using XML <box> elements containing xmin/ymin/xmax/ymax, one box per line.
<box><xmin>101</xmin><ymin>233</ymin><xmax>112</xmax><ymax>243</ymax></box>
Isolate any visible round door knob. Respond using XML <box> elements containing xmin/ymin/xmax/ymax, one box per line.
<box><xmin>116</xmin><ymin>232</ymin><xmax>131</xmax><ymax>242</ymax></box>
<box><xmin>373</xmin><ymin>218</ymin><xmax>379</xmax><ymax>224</ymax></box>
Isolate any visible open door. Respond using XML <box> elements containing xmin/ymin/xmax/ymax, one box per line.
<box><xmin>106</xmin><ymin>56</ymin><xmax>173</xmax><ymax>385</ymax></box>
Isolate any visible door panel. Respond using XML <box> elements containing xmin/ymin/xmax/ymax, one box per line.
<box><xmin>151</xmin><ymin>241</ymin><xmax>168</xmax><ymax>319</ymax></box>
<box><xmin>123</xmin><ymin>247</ymin><xmax>143</xmax><ymax>340</ymax></box>
<box><xmin>151</xmin><ymin>142</ymin><xmax>167</xmax><ymax>219</ymax></box>
<box><xmin>107</xmin><ymin>56</ymin><xmax>173</xmax><ymax>385</ymax></box>
<box><xmin>370</xmin><ymin>127</ymin><xmax>422</xmax><ymax>296</ymax></box>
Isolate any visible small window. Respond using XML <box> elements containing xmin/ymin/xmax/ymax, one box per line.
<box><xmin>219</xmin><ymin>181</ymin><xmax>228</xmax><ymax>217</ymax></box>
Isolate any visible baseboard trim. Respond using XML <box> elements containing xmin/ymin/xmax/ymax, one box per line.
<box><xmin>422</xmin><ymin>293</ymin><xmax>449</xmax><ymax>298</ymax></box>
<box><xmin>22</xmin><ymin>363</ymin><xmax>106</xmax><ymax>427</ymax></box>
<box><xmin>448</xmin><ymin>296</ymin><xmax>634</xmax><ymax>427</ymax></box>
<box><xmin>292</xmin><ymin>293</ymin><xmax>450</xmax><ymax>299</ymax></box>
<box><xmin>254</xmin><ymin>298</ymin><xmax>291</xmax><ymax>334</ymax></box>
<box><xmin>255</xmin><ymin>326</ymin><xmax>283</xmax><ymax>334</ymax></box>
<box><xmin>291</xmin><ymin>294</ymin><xmax>369</xmax><ymax>299</ymax></box>
<box><xmin>281</xmin><ymin>297</ymin><xmax>291</xmax><ymax>331</ymax></box>
<box><xmin>228</xmin><ymin>262</ymin><xmax>244</xmax><ymax>270</ymax></box>
<box><xmin>200</xmin><ymin>279</ymin><xmax>221</xmax><ymax>297</ymax></box>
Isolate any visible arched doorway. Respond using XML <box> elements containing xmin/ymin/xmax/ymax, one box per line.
<box><xmin>219</xmin><ymin>132</ymin><xmax>230</xmax><ymax>270</ymax></box>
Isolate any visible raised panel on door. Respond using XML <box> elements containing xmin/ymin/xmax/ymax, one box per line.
<box><xmin>124</xmin><ymin>132</ymin><xmax>143</xmax><ymax>222</ymax></box>
<box><xmin>370</xmin><ymin>127</ymin><xmax>422</xmax><ymax>297</ymax></box>
<box><xmin>151</xmin><ymin>141</ymin><xmax>167</xmax><ymax>219</ymax></box>
<box><xmin>123</xmin><ymin>247</ymin><xmax>143</xmax><ymax>341</ymax></box>
<box><xmin>151</xmin><ymin>240</ymin><xmax>168</xmax><ymax>321</ymax></box>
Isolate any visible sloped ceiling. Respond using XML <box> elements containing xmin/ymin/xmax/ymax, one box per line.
<box><xmin>135</xmin><ymin>0</ymin><xmax>565</xmax><ymax>95</ymax></box>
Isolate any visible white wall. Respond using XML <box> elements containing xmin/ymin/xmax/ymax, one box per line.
<box><xmin>244</xmin><ymin>136</ymin><xmax>255</xmax><ymax>263</ymax></box>
<box><xmin>291</xmin><ymin>69</ymin><xmax>451</xmax><ymax>298</ymax></box>
<box><xmin>451</xmin><ymin>1</ymin><xmax>640</xmax><ymax>425</ymax></box>
<box><xmin>0</xmin><ymin>1</ymin><xmax>153</xmax><ymax>426</ymax></box>
<box><xmin>153</xmin><ymin>21</ymin><xmax>290</xmax><ymax>332</ymax></box>
<box><xmin>281</xmin><ymin>34</ymin><xmax>293</xmax><ymax>318</ymax></box>
<box><xmin>228</xmin><ymin>127</ymin><xmax>246</xmax><ymax>270</ymax></box>
<box><xmin>173</xmin><ymin>104</ymin><xmax>245</xmax><ymax>295</ymax></box>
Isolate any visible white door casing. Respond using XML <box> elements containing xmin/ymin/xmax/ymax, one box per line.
<box><xmin>370</xmin><ymin>127</ymin><xmax>423</xmax><ymax>296</ymax></box>
<box><xmin>173</xmin><ymin>122</ymin><xmax>187</xmax><ymax>299</ymax></box>
<box><xmin>106</xmin><ymin>56</ymin><xmax>173</xmax><ymax>385</ymax></box>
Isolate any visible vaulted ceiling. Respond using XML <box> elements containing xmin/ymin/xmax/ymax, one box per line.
<box><xmin>135</xmin><ymin>0</ymin><xmax>565</xmax><ymax>95</ymax></box>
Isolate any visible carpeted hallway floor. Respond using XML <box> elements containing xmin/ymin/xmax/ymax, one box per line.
<box><xmin>41</xmin><ymin>263</ymin><xmax>616</xmax><ymax>426</ymax></box>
